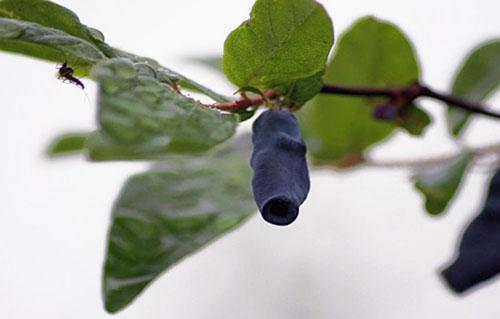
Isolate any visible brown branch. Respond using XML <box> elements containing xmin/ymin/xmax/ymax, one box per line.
<box><xmin>210</xmin><ymin>82</ymin><xmax>500</xmax><ymax>120</ymax></box>
<box><xmin>320</xmin><ymin>82</ymin><xmax>500</xmax><ymax>119</ymax></box>
<box><xmin>209</xmin><ymin>91</ymin><xmax>278</xmax><ymax>111</ymax></box>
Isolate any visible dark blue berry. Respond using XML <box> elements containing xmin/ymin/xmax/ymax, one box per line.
<box><xmin>441</xmin><ymin>170</ymin><xmax>500</xmax><ymax>293</ymax></box>
<box><xmin>250</xmin><ymin>110</ymin><xmax>310</xmax><ymax>226</ymax></box>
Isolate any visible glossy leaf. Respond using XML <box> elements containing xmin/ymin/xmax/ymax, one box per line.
<box><xmin>46</xmin><ymin>132</ymin><xmax>88</xmax><ymax>157</ymax></box>
<box><xmin>447</xmin><ymin>40</ymin><xmax>500</xmax><ymax>137</ymax></box>
<box><xmin>114</xmin><ymin>49</ymin><xmax>229</xmax><ymax>103</ymax></box>
<box><xmin>87</xmin><ymin>58</ymin><xmax>237</xmax><ymax>161</ymax></box>
<box><xmin>413</xmin><ymin>153</ymin><xmax>471</xmax><ymax>215</ymax></box>
<box><xmin>103</xmin><ymin>135</ymin><xmax>256</xmax><ymax>313</ymax></box>
<box><xmin>298</xmin><ymin>17</ymin><xmax>419</xmax><ymax>165</ymax></box>
<box><xmin>223</xmin><ymin>0</ymin><xmax>333</xmax><ymax>104</ymax></box>
<box><xmin>0</xmin><ymin>18</ymin><xmax>105</xmax><ymax>68</ymax></box>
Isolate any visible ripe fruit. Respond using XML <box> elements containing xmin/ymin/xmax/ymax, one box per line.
<box><xmin>250</xmin><ymin>110</ymin><xmax>310</xmax><ymax>226</ymax></box>
<box><xmin>441</xmin><ymin>170</ymin><xmax>500</xmax><ymax>293</ymax></box>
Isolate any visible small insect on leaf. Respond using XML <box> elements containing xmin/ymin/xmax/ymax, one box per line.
<box><xmin>57</xmin><ymin>61</ymin><xmax>85</xmax><ymax>89</ymax></box>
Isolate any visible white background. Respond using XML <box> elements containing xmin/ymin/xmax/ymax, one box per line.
<box><xmin>1</xmin><ymin>0</ymin><xmax>500</xmax><ymax>318</ymax></box>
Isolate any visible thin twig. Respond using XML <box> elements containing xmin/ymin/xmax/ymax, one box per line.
<box><xmin>209</xmin><ymin>91</ymin><xmax>277</xmax><ymax>111</ymax></box>
<box><xmin>365</xmin><ymin>142</ymin><xmax>500</xmax><ymax>169</ymax></box>
<box><xmin>320</xmin><ymin>82</ymin><xmax>500</xmax><ymax>119</ymax></box>
<box><xmin>209</xmin><ymin>82</ymin><xmax>500</xmax><ymax>120</ymax></box>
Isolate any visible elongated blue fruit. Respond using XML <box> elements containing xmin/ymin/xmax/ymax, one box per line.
<box><xmin>441</xmin><ymin>170</ymin><xmax>500</xmax><ymax>293</ymax></box>
<box><xmin>251</xmin><ymin>110</ymin><xmax>310</xmax><ymax>226</ymax></box>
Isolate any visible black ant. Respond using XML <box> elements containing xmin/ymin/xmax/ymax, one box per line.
<box><xmin>57</xmin><ymin>61</ymin><xmax>85</xmax><ymax>89</ymax></box>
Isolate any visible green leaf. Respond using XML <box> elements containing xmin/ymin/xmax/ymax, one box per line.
<box><xmin>223</xmin><ymin>0</ymin><xmax>333</xmax><ymax>104</ymax></box>
<box><xmin>113</xmin><ymin>48</ymin><xmax>229</xmax><ymax>103</ymax></box>
<box><xmin>46</xmin><ymin>132</ymin><xmax>88</xmax><ymax>157</ymax></box>
<box><xmin>413</xmin><ymin>152</ymin><xmax>471</xmax><ymax>215</ymax></box>
<box><xmin>298</xmin><ymin>16</ymin><xmax>420</xmax><ymax>165</ymax></box>
<box><xmin>103</xmin><ymin>134</ymin><xmax>256</xmax><ymax>313</ymax></box>
<box><xmin>398</xmin><ymin>104</ymin><xmax>432</xmax><ymax>136</ymax></box>
<box><xmin>0</xmin><ymin>0</ymin><xmax>113</xmax><ymax>63</ymax></box>
<box><xmin>87</xmin><ymin>58</ymin><xmax>237</xmax><ymax>161</ymax></box>
<box><xmin>447</xmin><ymin>40</ymin><xmax>500</xmax><ymax>137</ymax></box>
<box><xmin>0</xmin><ymin>18</ymin><xmax>105</xmax><ymax>68</ymax></box>
<box><xmin>0</xmin><ymin>0</ymin><xmax>95</xmax><ymax>43</ymax></box>
<box><xmin>279</xmin><ymin>71</ymin><xmax>324</xmax><ymax>106</ymax></box>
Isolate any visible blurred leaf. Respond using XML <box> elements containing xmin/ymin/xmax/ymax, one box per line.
<box><xmin>185</xmin><ymin>55</ymin><xmax>223</xmax><ymax>73</ymax></box>
<box><xmin>447</xmin><ymin>40</ymin><xmax>500</xmax><ymax>137</ymax></box>
<box><xmin>398</xmin><ymin>104</ymin><xmax>432</xmax><ymax>136</ymax></box>
<box><xmin>87</xmin><ymin>58</ymin><xmax>237</xmax><ymax>161</ymax></box>
<box><xmin>413</xmin><ymin>152</ymin><xmax>472</xmax><ymax>215</ymax></box>
<box><xmin>0</xmin><ymin>18</ymin><xmax>105</xmax><ymax>69</ymax></box>
<box><xmin>298</xmin><ymin>16</ymin><xmax>420</xmax><ymax>165</ymax></box>
<box><xmin>103</xmin><ymin>135</ymin><xmax>256</xmax><ymax>313</ymax></box>
<box><xmin>46</xmin><ymin>132</ymin><xmax>88</xmax><ymax>157</ymax></box>
<box><xmin>223</xmin><ymin>0</ymin><xmax>333</xmax><ymax>104</ymax></box>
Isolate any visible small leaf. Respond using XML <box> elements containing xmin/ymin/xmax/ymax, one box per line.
<box><xmin>46</xmin><ymin>132</ymin><xmax>88</xmax><ymax>157</ymax></box>
<box><xmin>298</xmin><ymin>16</ymin><xmax>420</xmax><ymax>165</ymax></box>
<box><xmin>0</xmin><ymin>18</ymin><xmax>105</xmax><ymax>69</ymax></box>
<box><xmin>413</xmin><ymin>152</ymin><xmax>472</xmax><ymax>215</ymax></box>
<box><xmin>447</xmin><ymin>40</ymin><xmax>500</xmax><ymax>137</ymax></box>
<box><xmin>103</xmin><ymin>135</ymin><xmax>256</xmax><ymax>313</ymax></box>
<box><xmin>282</xmin><ymin>71</ymin><xmax>324</xmax><ymax>106</ymax></box>
<box><xmin>223</xmin><ymin>0</ymin><xmax>334</xmax><ymax>104</ymax></box>
<box><xmin>398</xmin><ymin>104</ymin><xmax>432</xmax><ymax>136</ymax></box>
<box><xmin>87</xmin><ymin>58</ymin><xmax>237</xmax><ymax>161</ymax></box>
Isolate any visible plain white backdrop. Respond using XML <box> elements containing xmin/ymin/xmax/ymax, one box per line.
<box><xmin>1</xmin><ymin>0</ymin><xmax>500</xmax><ymax>318</ymax></box>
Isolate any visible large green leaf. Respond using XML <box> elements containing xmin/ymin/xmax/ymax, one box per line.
<box><xmin>223</xmin><ymin>0</ymin><xmax>333</xmax><ymax>104</ymax></box>
<box><xmin>0</xmin><ymin>18</ymin><xmax>105</xmax><ymax>68</ymax></box>
<box><xmin>413</xmin><ymin>153</ymin><xmax>472</xmax><ymax>215</ymax></box>
<box><xmin>103</xmin><ymin>135</ymin><xmax>256</xmax><ymax>313</ymax></box>
<box><xmin>298</xmin><ymin>16</ymin><xmax>420</xmax><ymax>165</ymax></box>
<box><xmin>447</xmin><ymin>40</ymin><xmax>500</xmax><ymax>137</ymax></box>
<box><xmin>87</xmin><ymin>58</ymin><xmax>237</xmax><ymax>161</ymax></box>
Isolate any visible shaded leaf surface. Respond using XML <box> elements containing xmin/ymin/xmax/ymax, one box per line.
<box><xmin>447</xmin><ymin>40</ymin><xmax>500</xmax><ymax>137</ymax></box>
<box><xmin>103</xmin><ymin>135</ymin><xmax>256</xmax><ymax>313</ymax></box>
<box><xmin>298</xmin><ymin>16</ymin><xmax>420</xmax><ymax>165</ymax></box>
<box><xmin>413</xmin><ymin>153</ymin><xmax>471</xmax><ymax>215</ymax></box>
<box><xmin>223</xmin><ymin>0</ymin><xmax>333</xmax><ymax>104</ymax></box>
<box><xmin>87</xmin><ymin>58</ymin><xmax>237</xmax><ymax>161</ymax></box>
